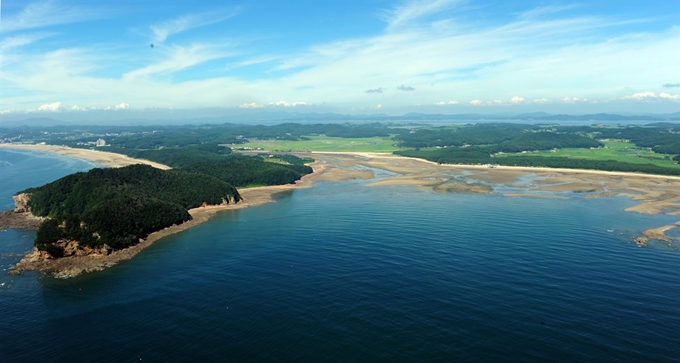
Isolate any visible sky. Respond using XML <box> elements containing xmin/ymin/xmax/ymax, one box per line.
<box><xmin>1</xmin><ymin>0</ymin><xmax>679</xmax><ymax>120</ymax></box>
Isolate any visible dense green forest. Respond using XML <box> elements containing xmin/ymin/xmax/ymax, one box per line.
<box><xmin>105</xmin><ymin>144</ymin><xmax>313</xmax><ymax>186</ymax></box>
<box><xmin>394</xmin><ymin>124</ymin><xmax>602</xmax><ymax>150</ymax></box>
<box><xmin>182</xmin><ymin>155</ymin><xmax>313</xmax><ymax>187</ymax></box>
<box><xmin>23</xmin><ymin>164</ymin><xmax>242</xmax><ymax>256</ymax></box>
<box><xmin>393</xmin><ymin>123</ymin><xmax>680</xmax><ymax>175</ymax></box>
<box><xmin>4</xmin><ymin>122</ymin><xmax>401</xmax><ymax>150</ymax></box>
<box><xmin>19</xmin><ymin>147</ymin><xmax>313</xmax><ymax>257</ymax></box>
<box><xmin>396</xmin><ymin>148</ymin><xmax>680</xmax><ymax>175</ymax></box>
<box><xmin>106</xmin><ymin>144</ymin><xmax>234</xmax><ymax>168</ymax></box>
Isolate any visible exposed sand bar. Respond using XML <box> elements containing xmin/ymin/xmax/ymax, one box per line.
<box><xmin>304</xmin><ymin>152</ymin><xmax>680</xmax><ymax>246</ymax></box>
<box><xmin>0</xmin><ymin>143</ymin><xmax>171</xmax><ymax>170</ymax></box>
<box><xmin>311</xmin><ymin>151</ymin><xmax>680</xmax><ymax>181</ymax></box>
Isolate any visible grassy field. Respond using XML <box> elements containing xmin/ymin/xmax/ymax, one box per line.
<box><xmin>228</xmin><ymin>135</ymin><xmax>400</xmax><ymax>153</ymax></box>
<box><xmin>499</xmin><ymin>141</ymin><xmax>680</xmax><ymax>169</ymax></box>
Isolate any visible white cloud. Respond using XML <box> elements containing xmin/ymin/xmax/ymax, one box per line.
<box><xmin>385</xmin><ymin>0</ymin><xmax>464</xmax><ymax>29</ymax></box>
<box><xmin>520</xmin><ymin>5</ymin><xmax>579</xmax><ymax>19</ymax></box>
<box><xmin>622</xmin><ymin>92</ymin><xmax>680</xmax><ymax>101</ymax></box>
<box><xmin>37</xmin><ymin>101</ymin><xmax>63</xmax><ymax>112</ymax></box>
<box><xmin>0</xmin><ymin>33</ymin><xmax>53</xmax><ymax>51</ymax></box>
<box><xmin>268</xmin><ymin>101</ymin><xmax>310</xmax><ymax>107</ymax></box>
<box><xmin>2</xmin><ymin>2</ymin><xmax>679</xmax><ymax>113</ymax></box>
<box><xmin>436</xmin><ymin>100</ymin><xmax>459</xmax><ymax>105</ymax></box>
<box><xmin>659</xmin><ymin>92</ymin><xmax>680</xmax><ymax>100</ymax></box>
<box><xmin>123</xmin><ymin>44</ymin><xmax>233</xmax><ymax>80</ymax></box>
<box><xmin>510</xmin><ymin>96</ymin><xmax>525</xmax><ymax>104</ymax></box>
<box><xmin>623</xmin><ymin>92</ymin><xmax>656</xmax><ymax>100</ymax></box>
<box><xmin>239</xmin><ymin>102</ymin><xmax>264</xmax><ymax>109</ymax></box>
<box><xmin>114</xmin><ymin>103</ymin><xmax>130</xmax><ymax>110</ymax></box>
<box><xmin>150</xmin><ymin>9</ymin><xmax>239</xmax><ymax>43</ymax></box>
<box><xmin>2</xmin><ymin>0</ymin><xmax>103</xmax><ymax>32</ymax></box>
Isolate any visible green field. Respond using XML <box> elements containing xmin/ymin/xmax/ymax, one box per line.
<box><xmin>499</xmin><ymin>141</ymin><xmax>680</xmax><ymax>169</ymax></box>
<box><xmin>228</xmin><ymin>135</ymin><xmax>400</xmax><ymax>153</ymax></box>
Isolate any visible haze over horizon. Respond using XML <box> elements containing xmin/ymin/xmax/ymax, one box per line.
<box><xmin>1</xmin><ymin>0</ymin><xmax>679</xmax><ymax>121</ymax></box>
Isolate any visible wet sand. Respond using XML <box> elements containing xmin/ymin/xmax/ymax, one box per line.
<box><xmin>304</xmin><ymin>152</ymin><xmax>680</xmax><ymax>246</ymax></box>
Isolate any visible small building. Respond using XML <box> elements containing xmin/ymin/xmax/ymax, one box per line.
<box><xmin>95</xmin><ymin>138</ymin><xmax>106</xmax><ymax>147</ymax></box>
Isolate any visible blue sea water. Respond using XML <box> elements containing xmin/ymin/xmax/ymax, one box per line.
<box><xmin>1</xmin><ymin>149</ymin><xmax>680</xmax><ymax>362</ymax></box>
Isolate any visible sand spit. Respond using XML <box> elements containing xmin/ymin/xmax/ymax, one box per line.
<box><xmin>0</xmin><ymin>143</ymin><xmax>171</xmax><ymax>170</ymax></box>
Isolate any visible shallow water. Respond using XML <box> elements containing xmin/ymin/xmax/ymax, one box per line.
<box><xmin>1</xmin><ymin>149</ymin><xmax>679</xmax><ymax>362</ymax></box>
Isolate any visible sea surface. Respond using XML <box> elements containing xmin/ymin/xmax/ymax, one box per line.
<box><xmin>1</xmin><ymin>149</ymin><xmax>680</xmax><ymax>362</ymax></box>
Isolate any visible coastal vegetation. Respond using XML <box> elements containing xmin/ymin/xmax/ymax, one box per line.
<box><xmin>230</xmin><ymin>135</ymin><xmax>400</xmax><ymax>153</ymax></box>
<box><xmin>181</xmin><ymin>155</ymin><xmax>313</xmax><ymax>187</ymax></box>
<box><xmin>392</xmin><ymin>123</ymin><xmax>680</xmax><ymax>176</ymax></box>
<box><xmin>105</xmin><ymin>146</ymin><xmax>314</xmax><ymax>186</ymax></box>
<box><xmin>23</xmin><ymin>164</ymin><xmax>242</xmax><ymax>255</ymax></box>
<box><xmin>5</xmin><ymin>121</ymin><xmax>680</xmax><ymax>175</ymax></box>
<box><xmin>14</xmin><ymin>144</ymin><xmax>314</xmax><ymax>258</ymax></box>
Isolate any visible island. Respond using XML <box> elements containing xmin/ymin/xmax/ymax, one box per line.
<box><xmin>2</xmin><ymin>150</ymin><xmax>316</xmax><ymax>278</ymax></box>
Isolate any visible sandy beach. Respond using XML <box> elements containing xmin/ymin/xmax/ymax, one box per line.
<box><xmin>8</xmin><ymin>159</ymin><xmax>327</xmax><ymax>278</ymax></box>
<box><xmin>0</xmin><ymin>143</ymin><xmax>172</xmax><ymax>170</ymax></box>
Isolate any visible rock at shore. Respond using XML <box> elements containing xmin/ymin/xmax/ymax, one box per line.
<box><xmin>0</xmin><ymin>194</ymin><xmax>42</xmax><ymax>230</ymax></box>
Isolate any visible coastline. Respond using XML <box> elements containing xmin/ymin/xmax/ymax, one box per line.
<box><xmin>5</xmin><ymin>146</ymin><xmax>679</xmax><ymax>277</ymax></box>
<box><xmin>312</xmin><ymin>151</ymin><xmax>680</xmax><ymax>181</ymax></box>
<box><xmin>8</xmin><ymin>160</ymin><xmax>327</xmax><ymax>278</ymax></box>
<box><xmin>305</xmin><ymin>151</ymin><xmax>680</xmax><ymax>247</ymax></box>
<box><xmin>0</xmin><ymin>143</ymin><xmax>171</xmax><ymax>170</ymax></box>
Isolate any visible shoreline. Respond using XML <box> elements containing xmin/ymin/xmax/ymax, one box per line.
<box><xmin>9</xmin><ymin>160</ymin><xmax>328</xmax><ymax>278</ymax></box>
<box><xmin>311</xmin><ymin>151</ymin><xmax>680</xmax><ymax>181</ymax></box>
<box><xmin>5</xmin><ymin>146</ymin><xmax>679</xmax><ymax>277</ymax></box>
<box><xmin>305</xmin><ymin>151</ymin><xmax>680</xmax><ymax>246</ymax></box>
<box><xmin>0</xmin><ymin>143</ymin><xmax>171</xmax><ymax>170</ymax></box>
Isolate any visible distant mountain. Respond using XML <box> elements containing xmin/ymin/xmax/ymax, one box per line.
<box><xmin>0</xmin><ymin>117</ymin><xmax>74</xmax><ymax>128</ymax></box>
<box><xmin>2</xmin><ymin>111</ymin><xmax>678</xmax><ymax>128</ymax></box>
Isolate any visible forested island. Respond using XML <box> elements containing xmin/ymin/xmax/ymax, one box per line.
<box><xmin>5</xmin><ymin>151</ymin><xmax>313</xmax><ymax>267</ymax></box>
<box><xmin>24</xmin><ymin>165</ymin><xmax>241</xmax><ymax>257</ymax></box>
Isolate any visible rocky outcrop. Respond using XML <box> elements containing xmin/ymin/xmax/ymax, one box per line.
<box><xmin>633</xmin><ymin>237</ymin><xmax>649</xmax><ymax>247</ymax></box>
<box><xmin>0</xmin><ymin>193</ymin><xmax>41</xmax><ymax>230</ymax></box>
<box><xmin>13</xmin><ymin>193</ymin><xmax>32</xmax><ymax>213</ymax></box>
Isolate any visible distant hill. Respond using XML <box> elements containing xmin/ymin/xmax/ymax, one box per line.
<box><xmin>2</xmin><ymin>111</ymin><xmax>678</xmax><ymax>128</ymax></box>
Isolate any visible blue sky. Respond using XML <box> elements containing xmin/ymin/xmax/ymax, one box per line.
<box><xmin>1</xmin><ymin>0</ymin><xmax>679</xmax><ymax>118</ymax></box>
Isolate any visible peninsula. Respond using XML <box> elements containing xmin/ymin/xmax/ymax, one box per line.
<box><xmin>2</xmin><ymin>144</ymin><xmax>316</xmax><ymax>278</ymax></box>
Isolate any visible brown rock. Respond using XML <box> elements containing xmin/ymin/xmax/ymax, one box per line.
<box><xmin>12</xmin><ymin>193</ymin><xmax>32</xmax><ymax>213</ymax></box>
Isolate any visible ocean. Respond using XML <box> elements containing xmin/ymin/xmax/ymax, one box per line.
<box><xmin>1</xmin><ymin>149</ymin><xmax>679</xmax><ymax>362</ymax></box>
